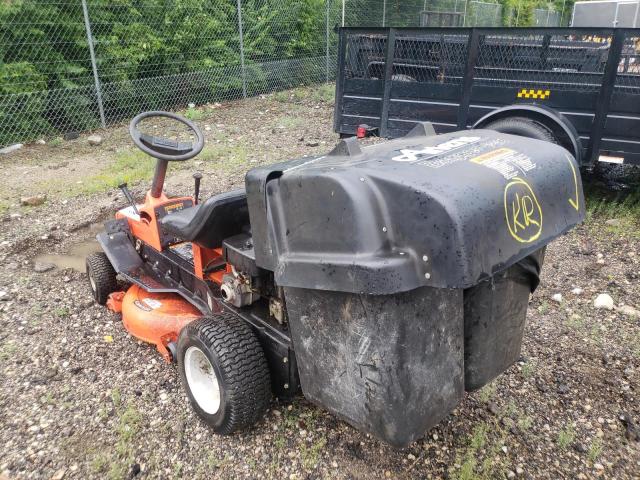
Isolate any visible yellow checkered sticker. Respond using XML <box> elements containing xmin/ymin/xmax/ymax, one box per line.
<box><xmin>517</xmin><ymin>89</ymin><xmax>550</xmax><ymax>99</ymax></box>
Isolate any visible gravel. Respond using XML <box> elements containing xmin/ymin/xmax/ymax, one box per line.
<box><xmin>0</xmin><ymin>88</ymin><xmax>638</xmax><ymax>479</ymax></box>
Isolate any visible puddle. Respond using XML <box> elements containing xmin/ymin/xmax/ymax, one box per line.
<box><xmin>35</xmin><ymin>223</ymin><xmax>103</xmax><ymax>272</ymax></box>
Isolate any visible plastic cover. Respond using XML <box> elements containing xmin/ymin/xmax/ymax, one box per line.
<box><xmin>246</xmin><ymin>125</ymin><xmax>584</xmax><ymax>294</ymax></box>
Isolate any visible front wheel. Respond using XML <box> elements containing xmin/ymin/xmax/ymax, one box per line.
<box><xmin>86</xmin><ymin>252</ymin><xmax>118</xmax><ymax>305</ymax></box>
<box><xmin>177</xmin><ymin>313</ymin><xmax>271</xmax><ymax>434</ymax></box>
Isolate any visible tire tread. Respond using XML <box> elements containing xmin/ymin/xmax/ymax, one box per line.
<box><xmin>181</xmin><ymin>313</ymin><xmax>271</xmax><ymax>434</ymax></box>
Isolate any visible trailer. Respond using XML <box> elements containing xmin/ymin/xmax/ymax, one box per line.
<box><xmin>333</xmin><ymin>27</ymin><xmax>640</xmax><ymax>166</ymax></box>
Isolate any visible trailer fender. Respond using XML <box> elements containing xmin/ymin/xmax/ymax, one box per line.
<box><xmin>473</xmin><ymin>105</ymin><xmax>582</xmax><ymax>165</ymax></box>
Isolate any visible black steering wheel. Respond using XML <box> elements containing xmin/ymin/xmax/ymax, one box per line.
<box><xmin>129</xmin><ymin>111</ymin><xmax>205</xmax><ymax>161</ymax></box>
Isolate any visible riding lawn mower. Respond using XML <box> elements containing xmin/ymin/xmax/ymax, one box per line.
<box><xmin>87</xmin><ymin>111</ymin><xmax>584</xmax><ymax>447</ymax></box>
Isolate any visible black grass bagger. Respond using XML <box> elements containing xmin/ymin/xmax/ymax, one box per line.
<box><xmin>90</xmin><ymin>114</ymin><xmax>584</xmax><ymax>447</ymax></box>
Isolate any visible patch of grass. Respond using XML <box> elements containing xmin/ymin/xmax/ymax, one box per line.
<box><xmin>557</xmin><ymin>423</ymin><xmax>576</xmax><ymax>450</ymax></box>
<box><xmin>566</xmin><ymin>313</ymin><xmax>585</xmax><ymax>331</ymax></box>
<box><xmin>310</xmin><ymin>83</ymin><xmax>335</xmax><ymax>104</ymax></box>
<box><xmin>272</xmin><ymin>90</ymin><xmax>291</xmax><ymax>103</ymax></box>
<box><xmin>110</xmin><ymin>388</ymin><xmax>122</xmax><ymax>408</ymax></box>
<box><xmin>54</xmin><ymin>306</ymin><xmax>70</xmax><ymax>318</ymax></box>
<box><xmin>521</xmin><ymin>361</ymin><xmax>536</xmax><ymax>379</ymax></box>
<box><xmin>89</xmin><ymin>402</ymin><xmax>143</xmax><ymax>480</ymax></box>
<box><xmin>184</xmin><ymin>107</ymin><xmax>205</xmax><ymax>121</ymax></box>
<box><xmin>0</xmin><ymin>341</ymin><xmax>17</xmax><ymax>361</ymax></box>
<box><xmin>41</xmin><ymin>391</ymin><xmax>56</xmax><ymax>405</ymax></box>
<box><xmin>60</xmin><ymin>149</ymin><xmax>155</xmax><ymax>197</ymax></box>
<box><xmin>205</xmin><ymin>452</ymin><xmax>230</xmax><ymax>470</ymax></box>
<box><xmin>300</xmin><ymin>436</ymin><xmax>327</xmax><ymax>470</ymax></box>
<box><xmin>537</xmin><ymin>300</ymin><xmax>550</xmax><ymax>315</ymax></box>
<box><xmin>470</xmin><ymin>423</ymin><xmax>488</xmax><ymax>450</ymax></box>
<box><xmin>586</xmin><ymin>189</ymin><xmax>640</xmax><ymax>220</ymax></box>
<box><xmin>198</xmin><ymin>143</ymin><xmax>249</xmax><ymax>173</ymax></box>
<box><xmin>277</xmin><ymin>115</ymin><xmax>304</xmax><ymax>129</ymax></box>
<box><xmin>478</xmin><ymin>382</ymin><xmax>496</xmax><ymax>403</ymax></box>
<box><xmin>49</xmin><ymin>137</ymin><xmax>63</xmax><ymax>147</ymax></box>
<box><xmin>90</xmin><ymin>453</ymin><xmax>110</xmax><ymax>474</ymax></box>
<box><xmin>517</xmin><ymin>415</ymin><xmax>534</xmax><ymax>431</ymax></box>
<box><xmin>450</xmin><ymin>422</ymin><xmax>504</xmax><ymax>480</ymax></box>
<box><xmin>588</xmin><ymin>437</ymin><xmax>603</xmax><ymax>463</ymax></box>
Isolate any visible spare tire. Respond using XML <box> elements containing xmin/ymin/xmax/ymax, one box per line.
<box><xmin>483</xmin><ymin>116</ymin><xmax>557</xmax><ymax>144</ymax></box>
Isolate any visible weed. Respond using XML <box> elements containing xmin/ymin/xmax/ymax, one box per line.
<box><xmin>301</xmin><ymin>436</ymin><xmax>327</xmax><ymax>470</ymax></box>
<box><xmin>277</xmin><ymin>115</ymin><xmax>304</xmax><ymax>129</ymax></box>
<box><xmin>502</xmin><ymin>400</ymin><xmax>518</xmax><ymax>419</ymax></box>
<box><xmin>173</xmin><ymin>461</ymin><xmax>184</xmax><ymax>477</ymax></box>
<box><xmin>311</xmin><ymin>83</ymin><xmax>335</xmax><ymax>103</ymax></box>
<box><xmin>50</xmin><ymin>137</ymin><xmax>63</xmax><ymax>147</ymax></box>
<box><xmin>0</xmin><ymin>341</ymin><xmax>17</xmax><ymax>361</ymax></box>
<box><xmin>455</xmin><ymin>456</ymin><xmax>477</xmax><ymax>480</ymax></box>
<box><xmin>207</xmin><ymin>452</ymin><xmax>230</xmax><ymax>470</ymax></box>
<box><xmin>521</xmin><ymin>361</ymin><xmax>536</xmax><ymax>379</ymax></box>
<box><xmin>54</xmin><ymin>306</ymin><xmax>70</xmax><ymax>318</ymax></box>
<box><xmin>90</xmin><ymin>453</ymin><xmax>110</xmax><ymax>473</ymax></box>
<box><xmin>557</xmin><ymin>424</ymin><xmax>576</xmax><ymax>450</ymax></box>
<box><xmin>111</xmin><ymin>388</ymin><xmax>122</xmax><ymax>408</ymax></box>
<box><xmin>274</xmin><ymin>432</ymin><xmax>286</xmax><ymax>450</ymax></box>
<box><xmin>55</xmin><ymin>149</ymin><xmax>155</xmax><ymax>197</ymax></box>
<box><xmin>478</xmin><ymin>383</ymin><xmax>496</xmax><ymax>403</ymax></box>
<box><xmin>41</xmin><ymin>391</ymin><xmax>56</xmax><ymax>405</ymax></box>
<box><xmin>588</xmin><ymin>437</ymin><xmax>603</xmax><ymax>463</ymax></box>
<box><xmin>589</xmin><ymin>325</ymin><xmax>604</xmax><ymax>346</ymax></box>
<box><xmin>107</xmin><ymin>461</ymin><xmax>128</xmax><ymax>480</ymax></box>
<box><xmin>586</xmin><ymin>188</ymin><xmax>640</xmax><ymax>221</ymax></box>
<box><xmin>470</xmin><ymin>423</ymin><xmax>488</xmax><ymax>450</ymax></box>
<box><xmin>198</xmin><ymin>144</ymin><xmax>249</xmax><ymax>173</ymax></box>
<box><xmin>273</xmin><ymin>90</ymin><xmax>291</xmax><ymax>103</ymax></box>
<box><xmin>517</xmin><ymin>415</ymin><xmax>533</xmax><ymax>431</ymax></box>
<box><xmin>537</xmin><ymin>300</ymin><xmax>550</xmax><ymax>315</ymax></box>
<box><xmin>566</xmin><ymin>313</ymin><xmax>585</xmax><ymax>331</ymax></box>
<box><xmin>184</xmin><ymin>107</ymin><xmax>205</xmax><ymax>121</ymax></box>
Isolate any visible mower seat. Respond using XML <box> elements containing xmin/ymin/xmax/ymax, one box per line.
<box><xmin>160</xmin><ymin>189</ymin><xmax>249</xmax><ymax>249</ymax></box>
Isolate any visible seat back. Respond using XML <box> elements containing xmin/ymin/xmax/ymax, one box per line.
<box><xmin>193</xmin><ymin>190</ymin><xmax>249</xmax><ymax>248</ymax></box>
<box><xmin>160</xmin><ymin>189</ymin><xmax>249</xmax><ymax>249</ymax></box>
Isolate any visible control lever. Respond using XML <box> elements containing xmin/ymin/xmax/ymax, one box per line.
<box><xmin>193</xmin><ymin>172</ymin><xmax>203</xmax><ymax>205</ymax></box>
<box><xmin>118</xmin><ymin>182</ymin><xmax>139</xmax><ymax>215</ymax></box>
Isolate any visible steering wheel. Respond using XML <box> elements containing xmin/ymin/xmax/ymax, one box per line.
<box><xmin>129</xmin><ymin>111</ymin><xmax>205</xmax><ymax>161</ymax></box>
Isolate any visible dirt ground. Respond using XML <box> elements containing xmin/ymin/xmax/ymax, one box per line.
<box><xmin>0</xmin><ymin>86</ymin><xmax>639</xmax><ymax>480</ymax></box>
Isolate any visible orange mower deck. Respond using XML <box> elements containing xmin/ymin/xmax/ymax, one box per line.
<box><xmin>108</xmin><ymin>286</ymin><xmax>203</xmax><ymax>362</ymax></box>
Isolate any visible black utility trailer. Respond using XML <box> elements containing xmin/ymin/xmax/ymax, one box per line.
<box><xmin>333</xmin><ymin>27</ymin><xmax>640</xmax><ymax>167</ymax></box>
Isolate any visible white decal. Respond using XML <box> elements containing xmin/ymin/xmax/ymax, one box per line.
<box><xmin>391</xmin><ymin>136</ymin><xmax>482</xmax><ymax>162</ymax></box>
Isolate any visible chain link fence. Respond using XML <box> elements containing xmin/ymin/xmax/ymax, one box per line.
<box><xmin>1</xmin><ymin>0</ymin><xmax>566</xmax><ymax>147</ymax></box>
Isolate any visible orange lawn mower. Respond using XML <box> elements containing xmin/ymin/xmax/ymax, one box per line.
<box><xmin>87</xmin><ymin>111</ymin><xmax>584</xmax><ymax>447</ymax></box>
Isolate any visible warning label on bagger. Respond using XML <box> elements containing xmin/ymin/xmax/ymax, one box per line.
<box><xmin>470</xmin><ymin>148</ymin><xmax>537</xmax><ymax>179</ymax></box>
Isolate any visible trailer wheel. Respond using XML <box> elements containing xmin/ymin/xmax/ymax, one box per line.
<box><xmin>86</xmin><ymin>252</ymin><xmax>118</xmax><ymax>305</ymax></box>
<box><xmin>484</xmin><ymin>116</ymin><xmax>557</xmax><ymax>144</ymax></box>
<box><xmin>177</xmin><ymin>313</ymin><xmax>271</xmax><ymax>434</ymax></box>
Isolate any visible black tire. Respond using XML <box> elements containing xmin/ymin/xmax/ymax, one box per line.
<box><xmin>177</xmin><ymin>313</ymin><xmax>271</xmax><ymax>434</ymax></box>
<box><xmin>484</xmin><ymin>116</ymin><xmax>558</xmax><ymax>144</ymax></box>
<box><xmin>86</xmin><ymin>252</ymin><xmax>118</xmax><ymax>305</ymax></box>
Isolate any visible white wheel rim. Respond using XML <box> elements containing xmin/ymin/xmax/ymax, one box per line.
<box><xmin>184</xmin><ymin>346</ymin><xmax>221</xmax><ymax>415</ymax></box>
<box><xmin>89</xmin><ymin>272</ymin><xmax>97</xmax><ymax>293</ymax></box>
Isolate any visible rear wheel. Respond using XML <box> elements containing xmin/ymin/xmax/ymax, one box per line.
<box><xmin>86</xmin><ymin>252</ymin><xmax>118</xmax><ymax>305</ymax></box>
<box><xmin>483</xmin><ymin>116</ymin><xmax>557</xmax><ymax>144</ymax></box>
<box><xmin>177</xmin><ymin>313</ymin><xmax>271</xmax><ymax>434</ymax></box>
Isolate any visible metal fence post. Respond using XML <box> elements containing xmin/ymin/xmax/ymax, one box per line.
<box><xmin>382</xmin><ymin>0</ymin><xmax>387</xmax><ymax>26</ymax></box>
<box><xmin>236</xmin><ymin>0</ymin><xmax>247</xmax><ymax>98</ymax></box>
<box><xmin>81</xmin><ymin>0</ymin><xmax>106</xmax><ymax>128</ymax></box>
<box><xmin>326</xmin><ymin>0</ymin><xmax>330</xmax><ymax>82</ymax></box>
